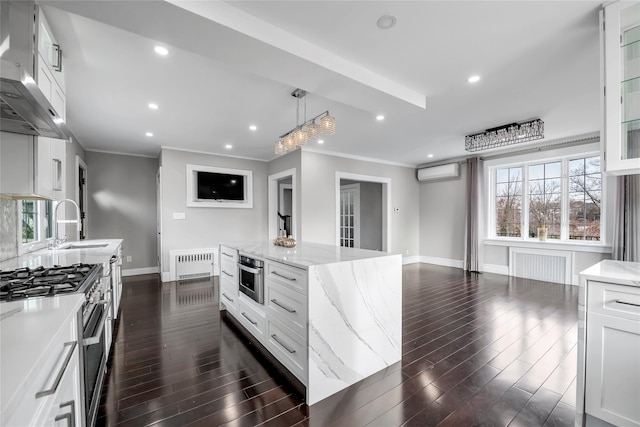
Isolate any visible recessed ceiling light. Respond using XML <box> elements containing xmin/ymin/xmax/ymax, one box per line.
<box><xmin>427</xmin><ymin>154</ymin><xmax>434</xmax><ymax>158</ymax></box>
<box><xmin>376</xmin><ymin>115</ymin><xmax>385</xmax><ymax>121</ymax></box>
<box><xmin>249</xmin><ymin>125</ymin><xmax>257</xmax><ymax>131</ymax></box>
<box><xmin>225</xmin><ymin>144</ymin><xmax>233</xmax><ymax>149</ymax></box>
<box><xmin>154</xmin><ymin>46</ymin><xmax>169</xmax><ymax>56</ymax></box>
<box><xmin>148</xmin><ymin>103</ymin><xmax>159</xmax><ymax>110</ymax></box>
<box><xmin>468</xmin><ymin>75</ymin><xmax>481</xmax><ymax>83</ymax></box>
<box><xmin>377</xmin><ymin>15</ymin><xmax>397</xmax><ymax>30</ymax></box>
<box><xmin>145</xmin><ymin>132</ymin><xmax>153</xmax><ymax>137</ymax></box>
<box><xmin>317</xmin><ymin>139</ymin><xmax>325</xmax><ymax>144</ymax></box>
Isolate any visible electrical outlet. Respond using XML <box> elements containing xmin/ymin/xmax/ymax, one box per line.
<box><xmin>126</xmin><ymin>256</ymin><xmax>132</xmax><ymax>262</ymax></box>
<box><xmin>405</xmin><ymin>250</ymin><xmax>409</xmax><ymax>255</ymax></box>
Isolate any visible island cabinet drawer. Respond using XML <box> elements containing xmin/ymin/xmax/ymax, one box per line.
<box><xmin>266</xmin><ymin>282</ymin><xmax>307</xmax><ymax>338</ymax></box>
<box><xmin>266</xmin><ymin>318</ymin><xmax>307</xmax><ymax>382</ymax></box>
<box><xmin>266</xmin><ymin>262</ymin><xmax>307</xmax><ymax>295</ymax></box>
<box><xmin>220</xmin><ymin>279</ymin><xmax>238</xmax><ymax>313</ymax></box>
<box><xmin>237</xmin><ymin>297</ymin><xmax>266</xmax><ymax>342</ymax></box>
<box><xmin>220</xmin><ymin>258</ymin><xmax>238</xmax><ymax>283</ymax></box>
<box><xmin>588</xmin><ymin>281</ymin><xmax>640</xmax><ymax>321</ymax></box>
<box><xmin>220</xmin><ymin>245</ymin><xmax>239</xmax><ymax>263</ymax></box>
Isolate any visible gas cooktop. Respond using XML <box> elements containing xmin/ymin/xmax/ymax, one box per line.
<box><xmin>0</xmin><ymin>264</ymin><xmax>100</xmax><ymax>302</ymax></box>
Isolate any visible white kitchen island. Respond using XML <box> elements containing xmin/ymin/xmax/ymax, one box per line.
<box><xmin>219</xmin><ymin>241</ymin><xmax>402</xmax><ymax>405</ymax></box>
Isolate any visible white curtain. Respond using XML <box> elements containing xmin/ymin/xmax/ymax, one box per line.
<box><xmin>464</xmin><ymin>157</ymin><xmax>484</xmax><ymax>272</ymax></box>
<box><xmin>612</xmin><ymin>174</ymin><xmax>640</xmax><ymax>262</ymax></box>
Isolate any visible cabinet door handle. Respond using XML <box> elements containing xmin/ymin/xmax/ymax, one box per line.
<box><xmin>35</xmin><ymin>341</ymin><xmax>77</xmax><ymax>398</ymax></box>
<box><xmin>272</xmin><ymin>271</ymin><xmax>296</xmax><ymax>281</ymax></box>
<box><xmin>222</xmin><ymin>252</ymin><xmax>235</xmax><ymax>258</ymax></box>
<box><xmin>222</xmin><ymin>292</ymin><xmax>234</xmax><ymax>302</ymax></box>
<box><xmin>271</xmin><ymin>334</ymin><xmax>296</xmax><ymax>353</ymax></box>
<box><xmin>615</xmin><ymin>299</ymin><xmax>640</xmax><ymax>308</ymax></box>
<box><xmin>241</xmin><ymin>312</ymin><xmax>257</xmax><ymax>325</ymax></box>
<box><xmin>222</xmin><ymin>270</ymin><xmax>233</xmax><ymax>278</ymax></box>
<box><xmin>53</xmin><ymin>43</ymin><xmax>63</xmax><ymax>72</ymax></box>
<box><xmin>56</xmin><ymin>400</ymin><xmax>76</xmax><ymax>427</ymax></box>
<box><xmin>271</xmin><ymin>299</ymin><xmax>296</xmax><ymax>313</ymax></box>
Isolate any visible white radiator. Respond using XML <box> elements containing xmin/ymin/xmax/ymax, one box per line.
<box><xmin>169</xmin><ymin>248</ymin><xmax>218</xmax><ymax>282</ymax></box>
<box><xmin>508</xmin><ymin>248</ymin><xmax>573</xmax><ymax>284</ymax></box>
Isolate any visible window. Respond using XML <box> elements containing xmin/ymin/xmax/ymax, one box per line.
<box><xmin>21</xmin><ymin>200</ymin><xmax>53</xmax><ymax>245</ymax></box>
<box><xmin>491</xmin><ymin>154</ymin><xmax>602</xmax><ymax>242</ymax></box>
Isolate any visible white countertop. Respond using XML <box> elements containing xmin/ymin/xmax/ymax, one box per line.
<box><xmin>0</xmin><ymin>239</ymin><xmax>123</xmax><ymax>272</ymax></box>
<box><xmin>579</xmin><ymin>260</ymin><xmax>640</xmax><ymax>288</ymax></box>
<box><xmin>0</xmin><ymin>294</ymin><xmax>85</xmax><ymax>424</ymax></box>
<box><xmin>223</xmin><ymin>241</ymin><xmax>395</xmax><ymax>269</ymax></box>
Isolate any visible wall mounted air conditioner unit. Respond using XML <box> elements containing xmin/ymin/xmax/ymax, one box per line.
<box><xmin>416</xmin><ymin>163</ymin><xmax>460</xmax><ymax>181</ymax></box>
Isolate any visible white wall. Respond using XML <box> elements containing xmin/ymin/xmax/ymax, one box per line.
<box><xmin>159</xmin><ymin>148</ymin><xmax>268</xmax><ymax>273</ymax></box>
<box><xmin>300</xmin><ymin>151</ymin><xmax>419</xmax><ymax>257</ymax></box>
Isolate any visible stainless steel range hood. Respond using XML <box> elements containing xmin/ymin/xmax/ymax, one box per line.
<box><xmin>0</xmin><ymin>0</ymin><xmax>71</xmax><ymax>139</ymax></box>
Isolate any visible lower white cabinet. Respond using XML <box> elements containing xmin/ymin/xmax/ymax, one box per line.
<box><xmin>266</xmin><ymin>317</ymin><xmax>307</xmax><ymax>382</ymax></box>
<box><xmin>237</xmin><ymin>296</ymin><xmax>266</xmax><ymax>341</ymax></box>
<box><xmin>585</xmin><ymin>281</ymin><xmax>640</xmax><ymax>426</ymax></box>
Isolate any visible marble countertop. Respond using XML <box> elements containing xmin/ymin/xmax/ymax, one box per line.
<box><xmin>0</xmin><ymin>239</ymin><xmax>123</xmax><ymax>271</ymax></box>
<box><xmin>0</xmin><ymin>294</ymin><xmax>85</xmax><ymax>425</ymax></box>
<box><xmin>223</xmin><ymin>241</ymin><xmax>395</xmax><ymax>269</ymax></box>
<box><xmin>579</xmin><ymin>260</ymin><xmax>640</xmax><ymax>288</ymax></box>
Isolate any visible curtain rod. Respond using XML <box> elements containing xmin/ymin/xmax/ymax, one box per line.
<box><xmin>417</xmin><ymin>134</ymin><xmax>599</xmax><ymax>169</ymax></box>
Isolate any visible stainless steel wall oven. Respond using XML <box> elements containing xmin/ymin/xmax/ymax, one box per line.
<box><xmin>238</xmin><ymin>255</ymin><xmax>264</xmax><ymax>304</ymax></box>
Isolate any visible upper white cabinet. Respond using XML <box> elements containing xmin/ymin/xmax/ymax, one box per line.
<box><xmin>37</xmin><ymin>6</ymin><xmax>65</xmax><ymax>94</ymax></box>
<box><xmin>602</xmin><ymin>1</ymin><xmax>640</xmax><ymax>175</ymax></box>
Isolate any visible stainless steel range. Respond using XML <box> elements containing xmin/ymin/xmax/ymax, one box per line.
<box><xmin>0</xmin><ymin>263</ymin><xmax>110</xmax><ymax>427</ymax></box>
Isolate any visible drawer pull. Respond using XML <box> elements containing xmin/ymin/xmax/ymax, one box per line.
<box><xmin>272</xmin><ymin>271</ymin><xmax>296</xmax><ymax>281</ymax></box>
<box><xmin>222</xmin><ymin>252</ymin><xmax>235</xmax><ymax>258</ymax></box>
<box><xmin>222</xmin><ymin>292</ymin><xmax>234</xmax><ymax>302</ymax></box>
<box><xmin>271</xmin><ymin>334</ymin><xmax>296</xmax><ymax>353</ymax></box>
<box><xmin>56</xmin><ymin>400</ymin><xmax>76</xmax><ymax>427</ymax></box>
<box><xmin>222</xmin><ymin>270</ymin><xmax>233</xmax><ymax>278</ymax></box>
<box><xmin>271</xmin><ymin>298</ymin><xmax>296</xmax><ymax>313</ymax></box>
<box><xmin>615</xmin><ymin>299</ymin><xmax>640</xmax><ymax>308</ymax></box>
<box><xmin>36</xmin><ymin>341</ymin><xmax>77</xmax><ymax>398</ymax></box>
<box><xmin>241</xmin><ymin>312</ymin><xmax>258</xmax><ymax>325</ymax></box>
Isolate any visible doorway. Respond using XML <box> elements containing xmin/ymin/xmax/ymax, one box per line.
<box><xmin>335</xmin><ymin>172</ymin><xmax>391</xmax><ymax>252</ymax></box>
<box><xmin>75</xmin><ymin>156</ymin><xmax>88</xmax><ymax>240</ymax></box>
<box><xmin>268</xmin><ymin>168</ymin><xmax>297</xmax><ymax>240</ymax></box>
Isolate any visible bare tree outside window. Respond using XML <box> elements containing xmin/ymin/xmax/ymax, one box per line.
<box><xmin>495</xmin><ymin>167</ymin><xmax>522</xmax><ymax>237</ymax></box>
<box><xmin>569</xmin><ymin>156</ymin><xmax>601</xmax><ymax>241</ymax></box>
<box><xmin>528</xmin><ymin>162</ymin><xmax>561</xmax><ymax>239</ymax></box>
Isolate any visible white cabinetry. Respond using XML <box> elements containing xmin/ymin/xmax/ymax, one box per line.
<box><xmin>0</xmin><ymin>132</ymin><xmax>63</xmax><ymax>200</ymax></box>
<box><xmin>602</xmin><ymin>1</ymin><xmax>640</xmax><ymax>175</ymax></box>
<box><xmin>37</xmin><ymin>5</ymin><xmax>65</xmax><ymax>93</ymax></box>
<box><xmin>219</xmin><ymin>245</ymin><xmax>239</xmax><ymax>315</ymax></box>
<box><xmin>3</xmin><ymin>301</ymin><xmax>83</xmax><ymax>427</ymax></box>
<box><xmin>585</xmin><ymin>281</ymin><xmax>640</xmax><ymax>426</ymax></box>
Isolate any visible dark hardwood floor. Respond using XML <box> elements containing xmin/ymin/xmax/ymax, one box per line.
<box><xmin>97</xmin><ymin>264</ymin><xmax>578</xmax><ymax>427</ymax></box>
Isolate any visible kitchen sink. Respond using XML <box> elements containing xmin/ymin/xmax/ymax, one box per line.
<box><xmin>62</xmin><ymin>243</ymin><xmax>109</xmax><ymax>250</ymax></box>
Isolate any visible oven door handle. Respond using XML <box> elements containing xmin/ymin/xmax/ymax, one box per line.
<box><xmin>237</xmin><ymin>263</ymin><xmax>263</xmax><ymax>275</ymax></box>
<box><xmin>83</xmin><ymin>300</ymin><xmax>112</xmax><ymax>346</ymax></box>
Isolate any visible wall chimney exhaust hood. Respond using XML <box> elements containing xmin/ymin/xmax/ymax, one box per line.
<box><xmin>0</xmin><ymin>1</ymin><xmax>71</xmax><ymax>140</ymax></box>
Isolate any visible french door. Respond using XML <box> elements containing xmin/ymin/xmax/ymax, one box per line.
<box><xmin>339</xmin><ymin>184</ymin><xmax>360</xmax><ymax>248</ymax></box>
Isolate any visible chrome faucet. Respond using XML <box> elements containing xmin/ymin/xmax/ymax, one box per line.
<box><xmin>51</xmin><ymin>198</ymin><xmax>82</xmax><ymax>248</ymax></box>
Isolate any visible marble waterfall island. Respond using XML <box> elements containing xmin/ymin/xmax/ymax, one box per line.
<box><xmin>220</xmin><ymin>242</ymin><xmax>402</xmax><ymax>405</ymax></box>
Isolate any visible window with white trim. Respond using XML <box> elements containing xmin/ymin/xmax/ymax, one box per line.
<box><xmin>490</xmin><ymin>154</ymin><xmax>602</xmax><ymax>242</ymax></box>
<box><xmin>21</xmin><ymin>200</ymin><xmax>53</xmax><ymax>245</ymax></box>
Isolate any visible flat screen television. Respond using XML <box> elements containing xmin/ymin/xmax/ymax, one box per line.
<box><xmin>197</xmin><ymin>171</ymin><xmax>245</xmax><ymax>201</ymax></box>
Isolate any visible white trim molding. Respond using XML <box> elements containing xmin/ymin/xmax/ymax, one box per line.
<box><xmin>418</xmin><ymin>256</ymin><xmax>464</xmax><ymax>269</ymax></box>
<box><xmin>402</xmin><ymin>256</ymin><xmax>421</xmax><ymax>265</ymax></box>
<box><xmin>483</xmin><ymin>263</ymin><xmax>509</xmax><ymax>276</ymax></box>
<box><xmin>123</xmin><ymin>266</ymin><xmax>159</xmax><ymax>277</ymax></box>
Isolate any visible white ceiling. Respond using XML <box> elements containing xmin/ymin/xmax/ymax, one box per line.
<box><xmin>41</xmin><ymin>1</ymin><xmax>602</xmax><ymax>166</ymax></box>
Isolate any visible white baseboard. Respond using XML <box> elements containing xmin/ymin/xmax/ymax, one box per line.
<box><xmin>402</xmin><ymin>256</ymin><xmax>421</xmax><ymax>265</ymax></box>
<box><xmin>122</xmin><ymin>266</ymin><xmax>159</xmax><ymax>277</ymax></box>
<box><xmin>483</xmin><ymin>263</ymin><xmax>509</xmax><ymax>276</ymax></box>
<box><xmin>419</xmin><ymin>256</ymin><xmax>464</xmax><ymax>269</ymax></box>
<box><xmin>161</xmin><ymin>271</ymin><xmax>171</xmax><ymax>282</ymax></box>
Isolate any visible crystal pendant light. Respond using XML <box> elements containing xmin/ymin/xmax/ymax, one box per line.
<box><xmin>320</xmin><ymin>113</ymin><xmax>336</xmax><ymax>135</ymax></box>
<box><xmin>284</xmin><ymin>134</ymin><xmax>296</xmax><ymax>150</ymax></box>
<box><xmin>305</xmin><ymin>121</ymin><xmax>320</xmax><ymax>141</ymax></box>
<box><xmin>275</xmin><ymin>140</ymin><xmax>285</xmax><ymax>155</ymax></box>
<box><xmin>294</xmin><ymin>128</ymin><xmax>308</xmax><ymax>146</ymax></box>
